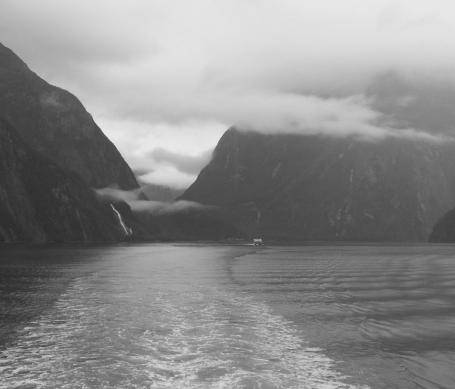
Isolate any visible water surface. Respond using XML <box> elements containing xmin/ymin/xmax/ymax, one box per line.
<box><xmin>1</xmin><ymin>244</ymin><xmax>455</xmax><ymax>388</ymax></box>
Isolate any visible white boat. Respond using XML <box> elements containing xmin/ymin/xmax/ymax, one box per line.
<box><xmin>253</xmin><ymin>238</ymin><xmax>264</xmax><ymax>246</ymax></box>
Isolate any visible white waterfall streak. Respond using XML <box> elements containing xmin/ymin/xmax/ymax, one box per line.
<box><xmin>110</xmin><ymin>204</ymin><xmax>132</xmax><ymax>237</ymax></box>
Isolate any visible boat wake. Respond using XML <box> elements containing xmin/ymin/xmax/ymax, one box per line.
<box><xmin>0</xmin><ymin>271</ymin><xmax>367</xmax><ymax>388</ymax></box>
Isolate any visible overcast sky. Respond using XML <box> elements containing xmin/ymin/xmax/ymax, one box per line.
<box><xmin>1</xmin><ymin>0</ymin><xmax>455</xmax><ymax>188</ymax></box>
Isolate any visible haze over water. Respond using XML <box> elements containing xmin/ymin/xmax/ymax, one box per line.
<box><xmin>1</xmin><ymin>244</ymin><xmax>455</xmax><ymax>388</ymax></box>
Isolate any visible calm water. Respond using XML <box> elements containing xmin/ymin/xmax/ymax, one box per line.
<box><xmin>1</xmin><ymin>244</ymin><xmax>455</xmax><ymax>388</ymax></box>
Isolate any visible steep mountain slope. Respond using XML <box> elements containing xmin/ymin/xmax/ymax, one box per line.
<box><xmin>182</xmin><ymin>128</ymin><xmax>455</xmax><ymax>241</ymax></box>
<box><xmin>0</xmin><ymin>43</ymin><xmax>138</xmax><ymax>190</ymax></box>
<box><xmin>0</xmin><ymin>119</ymin><xmax>125</xmax><ymax>242</ymax></box>
<box><xmin>429</xmin><ymin>208</ymin><xmax>455</xmax><ymax>243</ymax></box>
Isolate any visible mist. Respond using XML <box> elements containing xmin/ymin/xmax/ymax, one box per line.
<box><xmin>95</xmin><ymin>187</ymin><xmax>208</xmax><ymax>215</ymax></box>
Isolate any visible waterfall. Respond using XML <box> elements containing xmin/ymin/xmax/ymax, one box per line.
<box><xmin>110</xmin><ymin>204</ymin><xmax>133</xmax><ymax>237</ymax></box>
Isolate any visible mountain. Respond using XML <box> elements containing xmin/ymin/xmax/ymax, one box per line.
<box><xmin>0</xmin><ymin>118</ymin><xmax>126</xmax><ymax>242</ymax></box>
<box><xmin>0</xmin><ymin>43</ymin><xmax>138</xmax><ymax>190</ymax></box>
<box><xmin>0</xmin><ymin>42</ymin><xmax>239</xmax><ymax>243</ymax></box>
<box><xmin>182</xmin><ymin>128</ymin><xmax>455</xmax><ymax>241</ymax></box>
<box><xmin>0</xmin><ymin>43</ymin><xmax>140</xmax><ymax>242</ymax></box>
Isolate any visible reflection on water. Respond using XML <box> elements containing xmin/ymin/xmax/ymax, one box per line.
<box><xmin>0</xmin><ymin>244</ymin><xmax>455</xmax><ymax>388</ymax></box>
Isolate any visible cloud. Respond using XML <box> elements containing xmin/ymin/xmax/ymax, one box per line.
<box><xmin>167</xmin><ymin>90</ymin><xmax>449</xmax><ymax>142</ymax></box>
<box><xmin>148</xmin><ymin>148</ymin><xmax>212</xmax><ymax>175</ymax></box>
<box><xmin>95</xmin><ymin>118</ymin><xmax>223</xmax><ymax>189</ymax></box>
<box><xmin>129</xmin><ymin>200</ymin><xmax>208</xmax><ymax>215</ymax></box>
<box><xmin>2</xmin><ymin>0</ymin><xmax>455</xmax><ymax>187</ymax></box>
<box><xmin>95</xmin><ymin>187</ymin><xmax>208</xmax><ymax>215</ymax></box>
<box><xmin>4</xmin><ymin>1</ymin><xmax>455</xmax><ymax>117</ymax></box>
<box><xmin>95</xmin><ymin>186</ymin><xmax>140</xmax><ymax>202</ymax></box>
<box><xmin>137</xmin><ymin>166</ymin><xmax>197</xmax><ymax>190</ymax></box>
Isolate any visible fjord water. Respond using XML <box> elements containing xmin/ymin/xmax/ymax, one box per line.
<box><xmin>1</xmin><ymin>245</ymin><xmax>455</xmax><ymax>388</ymax></box>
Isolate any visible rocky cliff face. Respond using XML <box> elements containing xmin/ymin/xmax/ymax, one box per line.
<box><xmin>182</xmin><ymin>128</ymin><xmax>455</xmax><ymax>241</ymax></box>
<box><xmin>0</xmin><ymin>119</ymin><xmax>126</xmax><ymax>242</ymax></box>
<box><xmin>0</xmin><ymin>43</ymin><xmax>138</xmax><ymax>190</ymax></box>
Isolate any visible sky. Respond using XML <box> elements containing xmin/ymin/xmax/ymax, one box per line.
<box><xmin>1</xmin><ymin>0</ymin><xmax>455</xmax><ymax>188</ymax></box>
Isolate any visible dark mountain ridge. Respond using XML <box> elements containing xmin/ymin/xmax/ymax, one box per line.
<box><xmin>0</xmin><ymin>42</ymin><xmax>138</xmax><ymax>190</ymax></box>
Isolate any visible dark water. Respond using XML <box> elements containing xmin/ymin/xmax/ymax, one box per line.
<box><xmin>1</xmin><ymin>244</ymin><xmax>455</xmax><ymax>388</ymax></box>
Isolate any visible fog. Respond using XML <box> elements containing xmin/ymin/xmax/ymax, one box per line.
<box><xmin>95</xmin><ymin>187</ymin><xmax>208</xmax><ymax>215</ymax></box>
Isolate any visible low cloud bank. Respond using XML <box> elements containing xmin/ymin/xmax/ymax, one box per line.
<box><xmin>95</xmin><ymin>187</ymin><xmax>209</xmax><ymax>215</ymax></box>
<box><xmin>95</xmin><ymin>186</ymin><xmax>140</xmax><ymax>202</ymax></box>
<box><xmin>128</xmin><ymin>200</ymin><xmax>208</xmax><ymax>215</ymax></box>
<box><xmin>220</xmin><ymin>92</ymin><xmax>449</xmax><ymax>143</ymax></box>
